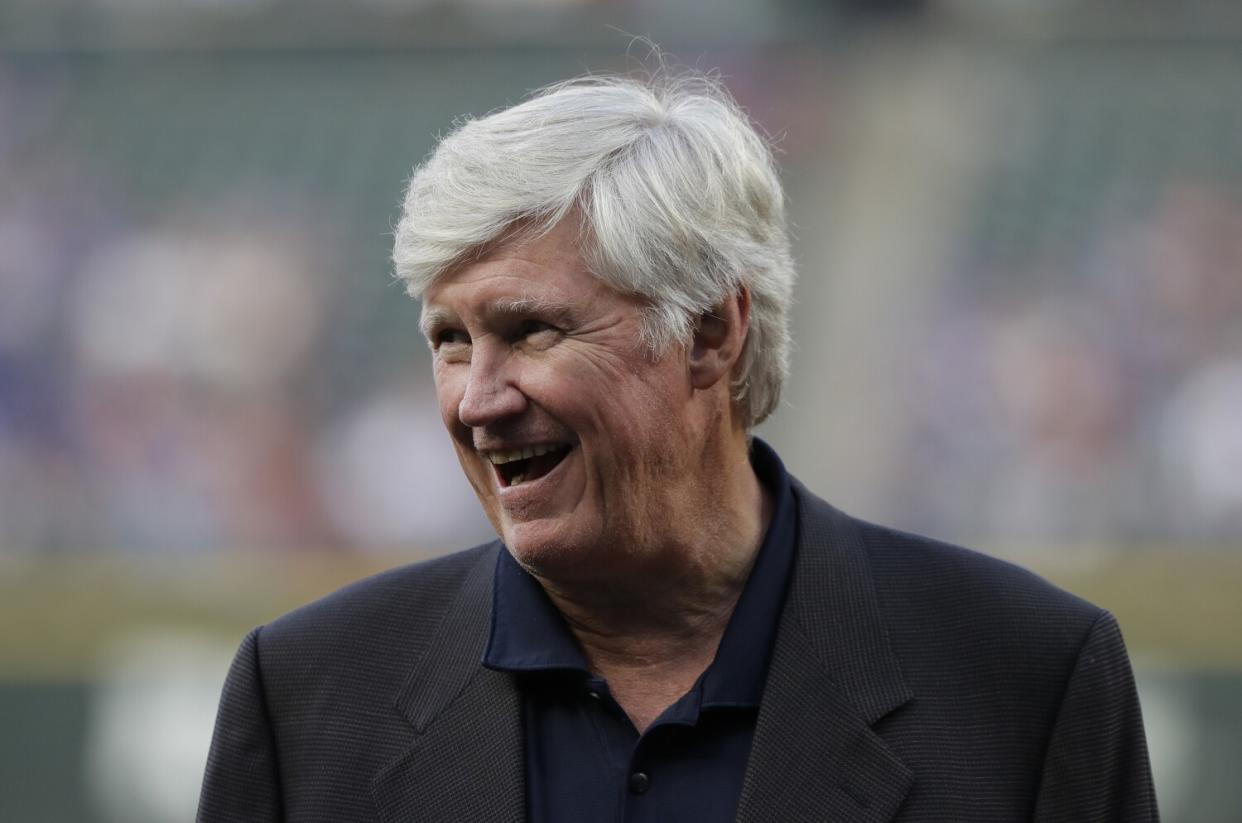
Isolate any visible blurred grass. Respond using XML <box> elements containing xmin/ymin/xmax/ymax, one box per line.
<box><xmin>0</xmin><ymin>551</ymin><xmax>415</xmax><ymax>680</ymax></box>
<box><xmin>1</xmin><ymin>548</ymin><xmax>1239</xmax><ymax>679</ymax></box>
<box><xmin>1031</xmin><ymin>548</ymin><xmax>1242</xmax><ymax>670</ymax></box>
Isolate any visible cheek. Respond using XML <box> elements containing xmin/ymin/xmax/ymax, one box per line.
<box><xmin>454</xmin><ymin>442</ymin><xmax>490</xmax><ymax>486</ymax></box>
<box><xmin>432</xmin><ymin>370</ymin><xmax>465</xmax><ymax>430</ymax></box>
<box><xmin>614</xmin><ymin>369</ymin><xmax>688</xmax><ymax>432</ymax></box>
<box><xmin>609</xmin><ymin>384</ymin><xmax>696</xmax><ymax>483</ymax></box>
<box><xmin>447</xmin><ymin>435</ymin><xmax>497</xmax><ymax>510</ymax></box>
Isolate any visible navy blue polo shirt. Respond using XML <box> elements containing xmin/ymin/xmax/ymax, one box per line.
<box><xmin>482</xmin><ymin>439</ymin><xmax>796</xmax><ymax>823</ymax></box>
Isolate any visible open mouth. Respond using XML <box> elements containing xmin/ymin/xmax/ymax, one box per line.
<box><xmin>485</xmin><ymin>443</ymin><xmax>574</xmax><ymax>488</ymax></box>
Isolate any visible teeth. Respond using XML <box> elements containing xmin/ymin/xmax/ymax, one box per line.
<box><xmin>509</xmin><ymin>473</ymin><xmax>525</xmax><ymax>486</ymax></box>
<box><xmin>482</xmin><ymin>443</ymin><xmax>567</xmax><ymax>465</ymax></box>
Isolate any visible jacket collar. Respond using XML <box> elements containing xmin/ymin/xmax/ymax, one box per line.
<box><xmin>372</xmin><ymin>478</ymin><xmax>914</xmax><ymax>823</ymax></box>
<box><xmin>735</xmin><ymin>479</ymin><xmax>914</xmax><ymax>822</ymax></box>
<box><xmin>371</xmin><ymin>542</ymin><xmax>526</xmax><ymax>823</ymax></box>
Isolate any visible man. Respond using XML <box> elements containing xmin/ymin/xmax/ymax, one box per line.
<box><xmin>199</xmin><ymin>74</ymin><xmax>1158</xmax><ymax>822</ymax></box>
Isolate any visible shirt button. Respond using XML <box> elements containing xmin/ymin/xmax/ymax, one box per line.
<box><xmin>587</xmin><ymin>690</ymin><xmax>601</xmax><ymax>700</ymax></box>
<box><xmin>628</xmin><ymin>772</ymin><xmax>650</xmax><ymax>795</ymax></box>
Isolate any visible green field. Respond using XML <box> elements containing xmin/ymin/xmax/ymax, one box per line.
<box><xmin>3</xmin><ymin>548</ymin><xmax>1239</xmax><ymax>678</ymax></box>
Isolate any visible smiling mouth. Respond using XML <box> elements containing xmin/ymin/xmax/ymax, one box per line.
<box><xmin>483</xmin><ymin>443</ymin><xmax>574</xmax><ymax>488</ymax></box>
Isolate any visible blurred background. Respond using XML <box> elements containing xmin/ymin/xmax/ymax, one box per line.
<box><xmin>2</xmin><ymin>0</ymin><xmax>1241</xmax><ymax>819</ymax></box>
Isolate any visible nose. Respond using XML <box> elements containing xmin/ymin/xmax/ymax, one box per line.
<box><xmin>456</xmin><ymin>346</ymin><xmax>526</xmax><ymax>428</ymax></box>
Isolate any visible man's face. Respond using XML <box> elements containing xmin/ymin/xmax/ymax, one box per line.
<box><xmin>421</xmin><ymin>221</ymin><xmax>701</xmax><ymax>580</ymax></box>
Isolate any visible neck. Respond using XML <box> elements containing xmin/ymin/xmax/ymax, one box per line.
<box><xmin>535</xmin><ymin>429</ymin><xmax>773</xmax><ymax>730</ymax></box>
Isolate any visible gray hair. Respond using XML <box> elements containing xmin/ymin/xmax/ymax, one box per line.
<box><xmin>393</xmin><ymin>72</ymin><xmax>795</xmax><ymax>428</ymax></box>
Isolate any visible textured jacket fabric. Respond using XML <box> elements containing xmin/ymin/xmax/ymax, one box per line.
<box><xmin>198</xmin><ymin>480</ymin><xmax>1159</xmax><ymax>822</ymax></box>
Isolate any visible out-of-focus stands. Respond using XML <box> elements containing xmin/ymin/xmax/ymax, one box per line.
<box><xmin>2</xmin><ymin>1</ymin><xmax>1241</xmax><ymax>820</ymax></box>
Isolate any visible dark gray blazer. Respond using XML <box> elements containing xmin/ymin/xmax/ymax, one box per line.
<box><xmin>198</xmin><ymin>480</ymin><xmax>1158</xmax><ymax>822</ymax></box>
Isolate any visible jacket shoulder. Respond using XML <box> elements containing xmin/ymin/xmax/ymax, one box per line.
<box><xmin>255</xmin><ymin>542</ymin><xmax>499</xmax><ymax>681</ymax></box>
<box><xmin>794</xmin><ymin>481</ymin><xmax>1107</xmax><ymax>669</ymax></box>
<box><xmin>854</xmin><ymin>514</ymin><xmax>1103</xmax><ymax>637</ymax></box>
<box><xmin>800</xmin><ymin>483</ymin><xmax>1101</xmax><ymax>622</ymax></box>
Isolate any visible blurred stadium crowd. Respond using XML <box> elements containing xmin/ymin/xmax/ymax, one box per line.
<box><xmin>896</xmin><ymin>179</ymin><xmax>1242</xmax><ymax>544</ymax></box>
<box><xmin>3</xmin><ymin>14</ymin><xmax>1241</xmax><ymax>555</ymax></box>
<box><xmin>3</xmin><ymin>1</ymin><xmax>1242</xmax><ymax>821</ymax></box>
<box><xmin>0</xmin><ymin>188</ymin><xmax>496</xmax><ymax>552</ymax></box>
<box><xmin>0</xmin><ymin>47</ymin><xmax>502</xmax><ymax>554</ymax></box>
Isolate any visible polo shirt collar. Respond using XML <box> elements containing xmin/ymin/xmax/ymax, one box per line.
<box><xmin>484</xmin><ymin>545</ymin><xmax>588</xmax><ymax>672</ymax></box>
<box><xmin>700</xmin><ymin>438</ymin><xmax>795</xmax><ymax>708</ymax></box>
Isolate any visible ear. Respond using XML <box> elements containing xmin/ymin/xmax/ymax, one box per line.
<box><xmin>689</xmin><ymin>287</ymin><xmax>752</xmax><ymax>391</ymax></box>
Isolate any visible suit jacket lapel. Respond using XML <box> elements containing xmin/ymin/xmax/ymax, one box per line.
<box><xmin>736</xmin><ymin>482</ymin><xmax>914</xmax><ymax>823</ymax></box>
<box><xmin>372</xmin><ymin>544</ymin><xmax>526</xmax><ymax>823</ymax></box>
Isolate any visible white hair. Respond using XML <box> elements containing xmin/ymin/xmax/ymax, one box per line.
<box><xmin>392</xmin><ymin>72</ymin><xmax>795</xmax><ymax>427</ymax></box>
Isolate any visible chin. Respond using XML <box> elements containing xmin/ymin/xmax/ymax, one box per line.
<box><xmin>499</xmin><ymin>518</ymin><xmax>594</xmax><ymax>578</ymax></box>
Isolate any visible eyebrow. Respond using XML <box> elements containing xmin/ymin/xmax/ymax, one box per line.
<box><xmin>419</xmin><ymin>306</ymin><xmax>454</xmax><ymax>341</ymax></box>
<box><xmin>419</xmin><ymin>296</ymin><xmax>578</xmax><ymax>341</ymax></box>
<box><xmin>493</xmin><ymin>296</ymin><xmax>577</xmax><ymax>323</ymax></box>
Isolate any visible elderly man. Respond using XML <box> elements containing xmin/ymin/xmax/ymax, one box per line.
<box><xmin>199</xmin><ymin>75</ymin><xmax>1158</xmax><ymax>822</ymax></box>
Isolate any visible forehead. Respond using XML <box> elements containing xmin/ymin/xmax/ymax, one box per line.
<box><xmin>420</xmin><ymin>221</ymin><xmax>610</xmax><ymax>323</ymax></box>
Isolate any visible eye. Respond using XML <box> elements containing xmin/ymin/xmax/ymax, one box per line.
<box><xmin>520</xmin><ymin>319</ymin><xmax>554</xmax><ymax>338</ymax></box>
<box><xmin>433</xmin><ymin>328</ymin><xmax>471</xmax><ymax>349</ymax></box>
<box><xmin>516</xmin><ymin>319</ymin><xmax>562</xmax><ymax>349</ymax></box>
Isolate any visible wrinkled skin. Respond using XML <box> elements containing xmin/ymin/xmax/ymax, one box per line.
<box><xmin>421</xmin><ymin>221</ymin><xmax>723</xmax><ymax>589</ymax></box>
